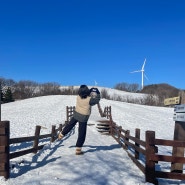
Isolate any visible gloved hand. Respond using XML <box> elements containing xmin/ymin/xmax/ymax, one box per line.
<box><xmin>90</xmin><ymin>88</ymin><xmax>100</xmax><ymax>94</ymax></box>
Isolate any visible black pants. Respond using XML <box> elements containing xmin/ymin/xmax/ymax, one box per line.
<box><xmin>62</xmin><ymin>117</ymin><xmax>87</xmax><ymax>148</ymax></box>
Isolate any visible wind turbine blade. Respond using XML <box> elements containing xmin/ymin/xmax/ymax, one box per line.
<box><xmin>130</xmin><ymin>70</ymin><xmax>141</xmax><ymax>73</ymax></box>
<box><xmin>142</xmin><ymin>58</ymin><xmax>146</xmax><ymax>70</ymax></box>
<box><xmin>144</xmin><ymin>73</ymin><xmax>149</xmax><ymax>81</ymax></box>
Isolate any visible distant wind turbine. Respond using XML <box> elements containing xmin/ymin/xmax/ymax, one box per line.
<box><xmin>130</xmin><ymin>58</ymin><xmax>148</xmax><ymax>90</ymax></box>
<box><xmin>94</xmin><ymin>80</ymin><xmax>98</xmax><ymax>87</ymax></box>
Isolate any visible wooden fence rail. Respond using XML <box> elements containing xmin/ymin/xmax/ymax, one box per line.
<box><xmin>0</xmin><ymin>121</ymin><xmax>64</xmax><ymax>179</ymax></box>
<box><xmin>97</xmin><ymin>103</ymin><xmax>106</xmax><ymax>117</ymax></box>
<box><xmin>66</xmin><ymin>106</ymin><xmax>75</xmax><ymax>123</ymax></box>
<box><xmin>2</xmin><ymin>104</ymin><xmax>185</xmax><ymax>184</ymax></box>
<box><xmin>110</xmin><ymin>119</ymin><xmax>185</xmax><ymax>184</ymax></box>
<box><xmin>97</xmin><ymin>103</ymin><xmax>112</xmax><ymax>119</ymax></box>
<box><xmin>9</xmin><ymin>124</ymin><xmax>63</xmax><ymax>159</ymax></box>
<box><xmin>97</xmin><ymin>104</ymin><xmax>185</xmax><ymax>184</ymax></box>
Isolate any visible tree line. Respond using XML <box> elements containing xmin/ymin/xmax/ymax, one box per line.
<box><xmin>0</xmin><ymin>77</ymin><xmax>182</xmax><ymax>106</ymax></box>
<box><xmin>0</xmin><ymin>77</ymin><xmax>79</xmax><ymax>103</ymax></box>
<box><xmin>0</xmin><ymin>77</ymin><xmax>142</xmax><ymax>103</ymax></box>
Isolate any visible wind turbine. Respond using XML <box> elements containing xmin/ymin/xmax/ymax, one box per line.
<box><xmin>94</xmin><ymin>80</ymin><xmax>98</xmax><ymax>87</ymax></box>
<box><xmin>130</xmin><ymin>58</ymin><xmax>148</xmax><ymax>90</ymax></box>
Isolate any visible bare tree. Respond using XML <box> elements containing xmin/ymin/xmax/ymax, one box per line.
<box><xmin>0</xmin><ymin>77</ymin><xmax>16</xmax><ymax>87</ymax></box>
<box><xmin>114</xmin><ymin>82</ymin><xmax>129</xmax><ymax>91</ymax></box>
<box><xmin>101</xmin><ymin>89</ymin><xmax>110</xmax><ymax>99</ymax></box>
<box><xmin>127</xmin><ymin>83</ymin><xmax>140</xmax><ymax>92</ymax></box>
<box><xmin>114</xmin><ymin>82</ymin><xmax>140</xmax><ymax>92</ymax></box>
<box><xmin>60</xmin><ymin>86</ymin><xmax>78</xmax><ymax>95</ymax></box>
<box><xmin>13</xmin><ymin>80</ymin><xmax>38</xmax><ymax>99</ymax></box>
<box><xmin>38</xmin><ymin>82</ymin><xmax>61</xmax><ymax>96</ymax></box>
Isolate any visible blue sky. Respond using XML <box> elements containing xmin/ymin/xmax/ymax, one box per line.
<box><xmin>0</xmin><ymin>0</ymin><xmax>185</xmax><ymax>89</ymax></box>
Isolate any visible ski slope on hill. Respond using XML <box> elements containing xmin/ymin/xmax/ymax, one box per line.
<box><xmin>0</xmin><ymin>90</ymin><xmax>183</xmax><ymax>185</ymax></box>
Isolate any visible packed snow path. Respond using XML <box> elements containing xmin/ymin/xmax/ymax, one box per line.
<box><xmin>1</xmin><ymin>95</ymin><xmax>158</xmax><ymax>185</ymax></box>
<box><xmin>5</xmin><ymin>123</ymin><xmax>146</xmax><ymax>185</ymax></box>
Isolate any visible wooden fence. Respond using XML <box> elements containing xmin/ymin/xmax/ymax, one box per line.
<box><xmin>97</xmin><ymin>105</ymin><xmax>185</xmax><ymax>185</ymax></box>
<box><xmin>0</xmin><ymin>121</ymin><xmax>64</xmax><ymax>179</ymax></box>
<box><xmin>97</xmin><ymin>103</ymin><xmax>112</xmax><ymax>119</ymax></box>
<box><xmin>2</xmin><ymin>104</ymin><xmax>185</xmax><ymax>184</ymax></box>
<box><xmin>66</xmin><ymin>106</ymin><xmax>75</xmax><ymax>123</ymax></box>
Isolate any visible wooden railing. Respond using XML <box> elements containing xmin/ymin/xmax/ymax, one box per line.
<box><xmin>97</xmin><ymin>103</ymin><xmax>106</xmax><ymax>117</ymax></box>
<box><xmin>97</xmin><ymin>103</ymin><xmax>112</xmax><ymax>119</ymax></box>
<box><xmin>66</xmin><ymin>106</ymin><xmax>75</xmax><ymax>123</ymax></box>
<box><xmin>2</xmin><ymin>104</ymin><xmax>185</xmax><ymax>184</ymax></box>
<box><xmin>98</xmin><ymin>105</ymin><xmax>185</xmax><ymax>185</ymax></box>
<box><xmin>0</xmin><ymin>121</ymin><xmax>64</xmax><ymax>179</ymax></box>
<box><xmin>9</xmin><ymin>124</ymin><xmax>63</xmax><ymax>159</ymax></box>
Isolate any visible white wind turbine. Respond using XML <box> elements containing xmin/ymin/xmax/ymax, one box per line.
<box><xmin>94</xmin><ymin>80</ymin><xmax>98</xmax><ymax>87</ymax></box>
<box><xmin>130</xmin><ymin>58</ymin><xmax>148</xmax><ymax>90</ymax></box>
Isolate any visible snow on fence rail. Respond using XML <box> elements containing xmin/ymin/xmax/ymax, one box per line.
<box><xmin>97</xmin><ymin>104</ymin><xmax>185</xmax><ymax>185</ymax></box>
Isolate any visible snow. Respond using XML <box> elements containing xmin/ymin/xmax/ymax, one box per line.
<box><xmin>0</xmin><ymin>89</ymin><xmax>184</xmax><ymax>185</ymax></box>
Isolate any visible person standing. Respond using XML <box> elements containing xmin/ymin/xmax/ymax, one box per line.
<box><xmin>58</xmin><ymin>85</ymin><xmax>100</xmax><ymax>155</ymax></box>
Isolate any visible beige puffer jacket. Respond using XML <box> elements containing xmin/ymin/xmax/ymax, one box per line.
<box><xmin>75</xmin><ymin>95</ymin><xmax>91</xmax><ymax>115</ymax></box>
<box><xmin>73</xmin><ymin>94</ymin><xmax>100</xmax><ymax>122</ymax></box>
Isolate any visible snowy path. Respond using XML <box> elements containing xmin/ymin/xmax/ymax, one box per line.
<box><xmin>4</xmin><ymin>122</ymin><xmax>147</xmax><ymax>185</ymax></box>
<box><xmin>1</xmin><ymin>95</ymin><xmax>155</xmax><ymax>185</ymax></box>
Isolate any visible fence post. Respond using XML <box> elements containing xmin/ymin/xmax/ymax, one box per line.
<box><xmin>116</xmin><ymin>126</ymin><xmax>121</xmax><ymax>144</ymax></box>
<box><xmin>66</xmin><ymin>106</ymin><xmax>69</xmax><ymax>122</ymax></box>
<box><xmin>109</xmin><ymin>119</ymin><xmax>113</xmax><ymax>135</ymax></box>
<box><xmin>69</xmin><ymin>106</ymin><xmax>72</xmax><ymax>119</ymax></box>
<box><xmin>72</xmin><ymin>106</ymin><xmax>75</xmax><ymax>119</ymax></box>
<box><xmin>33</xmin><ymin>125</ymin><xmax>41</xmax><ymax>154</ymax></box>
<box><xmin>108</xmin><ymin>106</ymin><xmax>111</xmax><ymax>119</ymax></box>
<box><xmin>125</xmin><ymin>130</ymin><xmax>130</xmax><ymax>150</ymax></box>
<box><xmin>0</xmin><ymin>121</ymin><xmax>10</xmax><ymax>179</ymax></box>
<box><xmin>104</xmin><ymin>107</ymin><xmax>107</xmax><ymax>117</ymax></box>
<box><xmin>97</xmin><ymin>103</ymin><xmax>104</xmax><ymax>117</ymax></box>
<box><xmin>145</xmin><ymin>130</ymin><xmax>158</xmax><ymax>185</ymax></box>
<box><xmin>58</xmin><ymin>124</ymin><xmax>63</xmax><ymax>132</ymax></box>
<box><xmin>50</xmin><ymin>125</ymin><xmax>56</xmax><ymax>143</ymax></box>
<box><xmin>135</xmin><ymin>128</ymin><xmax>140</xmax><ymax>159</ymax></box>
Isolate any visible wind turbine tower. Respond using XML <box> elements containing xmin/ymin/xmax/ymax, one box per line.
<box><xmin>130</xmin><ymin>58</ymin><xmax>147</xmax><ymax>90</ymax></box>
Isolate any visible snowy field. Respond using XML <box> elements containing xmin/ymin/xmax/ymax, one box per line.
<box><xmin>0</xmin><ymin>88</ymin><xmax>184</xmax><ymax>185</ymax></box>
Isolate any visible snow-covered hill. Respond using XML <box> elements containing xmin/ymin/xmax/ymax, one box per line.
<box><xmin>1</xmin><ymin>88</ymin><xmax>182</xmax><ymax>185</ymax></box>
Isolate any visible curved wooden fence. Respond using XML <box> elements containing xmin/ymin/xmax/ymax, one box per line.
<box><xmin>2</xmin><ymin>104</ymin><xmax>185</xmax><ymax>184</ymax></box>
<box><xmin>97</xmin><ymin>103</ymin><xmax>185</xmax><ymax>185</ymax></box>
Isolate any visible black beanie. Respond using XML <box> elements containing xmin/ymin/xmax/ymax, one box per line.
<box><xmin>78</xmin><ymin>85</ymin><xmax>90</xmax><ymax>98</ymax></box>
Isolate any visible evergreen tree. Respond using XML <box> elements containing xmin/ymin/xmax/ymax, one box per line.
<box><xmin>3</xmin><ymin>87</ymin><xmax>14</xmax><ymax>103</ymax></box>
<box><xmin>0</xmin><ymin>90</ymin><xmax>3</xmax><ymax>102</ymax></box>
